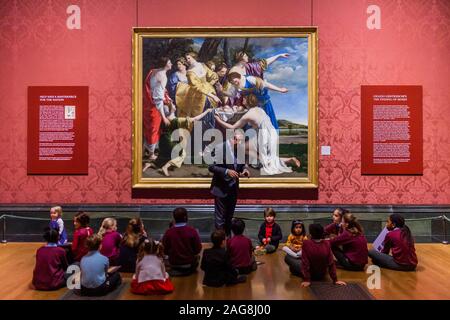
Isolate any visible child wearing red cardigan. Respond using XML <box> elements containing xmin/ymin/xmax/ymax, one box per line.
<box><xmin>72</xmin><ymin>211</ymin><xmax>94</xmax><ymax>262</ymax></box>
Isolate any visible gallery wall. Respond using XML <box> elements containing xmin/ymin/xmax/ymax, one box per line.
<box><xmin>0</xmin><ymin>0</ymin><xmax>449</xmax><ymax>204</ymax></box>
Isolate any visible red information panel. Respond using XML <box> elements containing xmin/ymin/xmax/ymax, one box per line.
<box><xmin>361</xmin><ymin>85</ymin><xmax>422</xmax><ymax>175</ymax></box>
<box><xmin>28</xmin><ymin>86</ymin><xmax>88</xmax><ymax>174</ymax></box>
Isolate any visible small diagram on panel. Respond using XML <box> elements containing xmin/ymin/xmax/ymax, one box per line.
<box><xmin>65</xmin><ymin>105</ymin><xmax>76</xmax><ymax>119</ymax></box>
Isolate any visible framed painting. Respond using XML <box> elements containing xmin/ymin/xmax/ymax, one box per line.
<box><xmin>132</xmin><ymin>27</ymin><xmax>318</xmax><ymax>188</ymax></box>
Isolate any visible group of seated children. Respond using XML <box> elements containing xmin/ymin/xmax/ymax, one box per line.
<box><xmin>281</xmin><ymin>207</ymin><xmax>418</xmax><ymax>287</ymax></box>
<box><xmin>326</xmin><ymin>208</ymin><xmax>417</xmax><ymax>272</ymax></box>
<box><xmin>32</xmin><ymin>210</ymin><xmax>172</xmax><ymax>296</ymax></box>
<box><xmin>31</xmin><ymin>205</ymin><xmax>419</xmax><ymax>294</ymax></box>
<box><xmin>201</xmin><ymin>218</ymin><xmax>256</xmax><ymax>287</ymax></box>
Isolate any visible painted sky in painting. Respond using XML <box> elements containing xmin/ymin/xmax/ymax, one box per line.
<box><xmin>193</xmin><ymin>37</ymin><xmax>309</xmax><ymax>125</ymax></box>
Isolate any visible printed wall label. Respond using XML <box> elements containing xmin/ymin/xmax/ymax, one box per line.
<box><xmin>361</xmin><ymin>85</ymin><xmax>422</xmax><ymax>175</ymax></box>
<box><xmin>28</xmin><ymin>86</ymin><xmax>89</xmax><ymax>174</ymax></box>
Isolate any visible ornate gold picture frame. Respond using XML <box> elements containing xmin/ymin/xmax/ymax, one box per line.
<box><xmin>132</xmin><ymin>27</ymin><xmax>318</xmax><ymax>188</ymax></box>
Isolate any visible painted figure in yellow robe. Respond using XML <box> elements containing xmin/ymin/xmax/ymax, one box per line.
<box><xmin>176</xmin><ymin>51</ymin><xmax>220</xmax><ymax>118</ymax></box>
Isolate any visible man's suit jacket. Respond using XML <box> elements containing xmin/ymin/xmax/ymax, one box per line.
<box><xmin>208</xmin><ymin>141</ymin><xmax>247</xmax><ymax>198</ymax></box>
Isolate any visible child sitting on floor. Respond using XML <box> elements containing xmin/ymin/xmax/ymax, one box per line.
<box><xmin>368</xmin><ymin>213</ymin><xmax>418</xmax><ymax>271</ymax></box>
<box><xmin>72</xmin><ymin>211</ymin><xmax>94</xmax><ymax>262</ymax></box>
<box><xmin>329</xmin><ymin>213</ymin><xmax>368</xmax><ymax>271</ymax></box>
<box><xmin>282</xmin><ymin>220</ymin><xmax>307</xmax><ymax>258</ymax></box>
<box><xmin>49</xmin><ymin>206</ymin><xmax>67</xmax><ymax>245</ymax></box>
<box><xmin>130</xmin><ymin>238</ymin><xmax>174</xmax><ymax>295</ymax></box>
<box><xmin>324</xmin><ymin>207</ymin><xmax>348</xmax><ymax>238</ymax></box>
<box><xmin>162</xmin><ymin>207</ymin><xmax>202</xmax><ymax>276</ymax></box>
<box><xmin>98</xmin><ymin>217</ymin><xmax>122</xmax><ymax>266</ymax></box>
<box><xmin>286</xmin><ymin>223</ymin><xmax>346</xmax><ymax>287</ymax></box>
<box><xmin>80</xmin><ymin>234</ymin><xmax>122</xmax><ymax>296</ymax></box>
<box><xmin>201</xmin><ymin>230</ymin><xmax>246</xmax><ymax>287</ymax></box>
<box><xmin>227</xmin><ymin>218</ymin><xmax>257</xmax><ymax>274</ymax></box>
<box><xmin>32</xmin><ymin>228</ymin><xmax>68</xmax><ymax>291</ymax></box>
<box><xmin>256</xmin><ymin>208</ymin><xmax>283</xmax><ymax>254</ymax></box>
<box><xmin>118</xmin><ymin>218</ymin><xmax>148</xmax><ymax>273</ymax></box>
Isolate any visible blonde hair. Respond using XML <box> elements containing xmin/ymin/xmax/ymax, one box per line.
<box><xmin>98</xmin><ymin>217</ymin><xmax>117</xmax><ymax>237</ymax></box>
<box><xmin>51</xmin><ymin>206</ymin><xmax>62</xmax><ymax>218</ymax></box>
<box><xmin>185</xmin><ymin>51</ymin><xmax>198</xmax><ymax>61</ymax></box>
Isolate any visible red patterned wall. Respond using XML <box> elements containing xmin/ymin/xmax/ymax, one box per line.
<box><xmin>0</xmin><ymin>0</ymin><xmax>449</xmax><ymax>204</ymax></box>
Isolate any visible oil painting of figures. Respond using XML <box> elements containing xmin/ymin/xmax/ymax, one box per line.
<box><xmin>132</xmin><ymin>28</ymin><xmax>318</xmax><ymax>188</ymax></box>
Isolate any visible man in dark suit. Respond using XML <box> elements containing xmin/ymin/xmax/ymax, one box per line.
<box><xmin>208</xmin><ymin>131</ymin><xmax>250</xmax><ymax>237</ymax></box>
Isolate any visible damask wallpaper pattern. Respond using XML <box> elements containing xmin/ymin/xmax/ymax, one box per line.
<box><xmin>0</xmin><ymin>0</ymin><xmax>449</xmax><ymax>204</ymax></box>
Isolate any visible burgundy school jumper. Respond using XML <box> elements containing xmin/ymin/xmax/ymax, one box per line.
<box><xmin>227</xmin><ymin>235</ymin><xmax>253</xmax><ymax>268</ymax></box>
<box><xmin>324</xmin><ymin>223</ymin><xmax>343</xmax><ymax>237</ymax></box>
<box><xmin>72</xmin><ymin>227</ymin><xmax>94</xmax><ymax>262</ymax></box>
<box><xmin>383</xmin><ymin>228</ymin><xmax>418</xmax><ymax>267</ymax></box>
<box><xmin>100</xmin><ymin>230</ymin><xmax>122</xmax><ymax>265</ymax></box>
<box><xmin>162</xmin><ymin>225</ymin><xmax>202</xmax><ymax>266</ymax></box>
<box><xmin>301</xmin><ymin>239</ymin><xmax>338</xmax><ymax>282</ymax></box>
<box><xmin>330</xmin><ymin>230</ymin><xmax>368</xmax><ymax>267</ymax></box>
<box><xmin>32</xmin><ymin>245</ymin><xmax>68</xmax><ymax>290</ymax></box>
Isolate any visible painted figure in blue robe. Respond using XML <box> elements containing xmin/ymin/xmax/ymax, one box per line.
<box><xmin>228</xmin><ymin>51</ymin><xmax>290</xmax><ymax>130</ymax></box>
<box><xmin>166</xmin><ymin>57</ymin><xmax>189</xmax><ymax>106</ymax></box>
<box><xmin>226</xmin><ymin>72</ymin><xmax>289</xmax><ymax>131</ymax></box>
